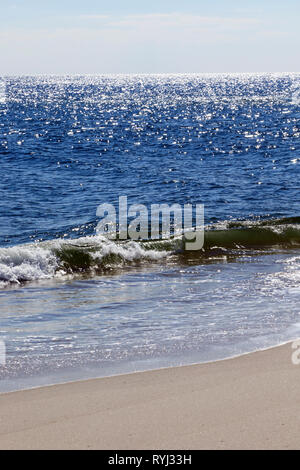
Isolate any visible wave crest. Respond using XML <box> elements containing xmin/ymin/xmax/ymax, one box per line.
<box><xmin>1</xmin><ymin>218</ymin><xmax>300</xmax><ymax>287</ymax></box>
<box><xmin>0</xmin><ymin>236</ymin><xmax>169</xmax><ymax>287</ymax></box>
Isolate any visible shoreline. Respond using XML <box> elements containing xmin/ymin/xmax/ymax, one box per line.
<box><xmin>0</xmin><ymin>337</ymin><xmax>297</xmax><ymax>396</ymax></box>
<box><xmin>1</xmin><ymin>340</ymin><xmax>300</xmax><ymax>449</ymax></box>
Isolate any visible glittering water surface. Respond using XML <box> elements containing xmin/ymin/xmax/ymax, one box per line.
<box><xmin>0</xmin><ymin>74</ymin><xmax>300</xmax><ymax>391</ymax></box>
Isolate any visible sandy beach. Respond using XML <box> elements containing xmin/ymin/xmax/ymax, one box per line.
<box><xmin>0</xmin><ymin>341</ymin><xmax>299</xmax><ymax>450</ymax></box>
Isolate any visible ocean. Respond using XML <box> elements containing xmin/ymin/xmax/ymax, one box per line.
<box><xmin>1</xmin><ymin>73</ymin><xmax>300</xmax><ymax>392</ymax></box>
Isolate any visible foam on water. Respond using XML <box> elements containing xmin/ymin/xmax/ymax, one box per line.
<box><xmin>0</xmin><ymin>246</ymin><xmax>57</xmax><ymax>284</ymax></box>
<box><xmin>1</xmin><ymin>217</ymin><xmax>300</xmax><ymax>288</ymax></box>
<box><xmin>0</xmin><ymin>235</ymin><xmax>169</xmax><ymax>287</ymax></box>
<box><xmin>1</xmin><ymin>249</ymin><xmax>300</xmax><ymax>392</ymax></box>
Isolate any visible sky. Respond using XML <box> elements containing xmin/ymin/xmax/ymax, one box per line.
<box><xmin>1</xmin><ymin>0</ymin><xmax>300</xmax><ymax>74</ymax></box>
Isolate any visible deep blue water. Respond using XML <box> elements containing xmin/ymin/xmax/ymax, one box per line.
<box><xmin>1</xmin><ymin>74</ymin><xmax>300</xmax><ymax>392</ymax></box>
<box><xmin>1</xmin><ymin>74</ymin><xmax>300</xmax><ymax>246</ymax></box>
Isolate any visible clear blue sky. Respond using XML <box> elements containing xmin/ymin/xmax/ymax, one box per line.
<box><xmin>1</xmin><ymin>0</ymin><xmax>299</xmax><ymax>74</ymax></box>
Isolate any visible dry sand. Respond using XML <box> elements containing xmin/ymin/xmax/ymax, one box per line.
<box><xmin>0</xmin><ymin>341</ymin><xmax>300</xmax><ymax>450</ymax></box>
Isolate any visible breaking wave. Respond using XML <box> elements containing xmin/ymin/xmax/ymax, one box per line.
<box><xmin>1</xmin><ymin>217</ymin><xmax>300</xmax><ymax>287</ymax></box>
<box><xmin>0</xmin><ymin>235</ymin><xmax>170</xmax><ymax>287</ymax></box>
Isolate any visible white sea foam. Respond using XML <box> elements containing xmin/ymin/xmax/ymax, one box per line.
<box><xmin>0</xmin><ymin>246</ymin><xmax>58</xmax><ymax>285</ymax></box>
<box><xmin>0</xmin><ymin>236</ymin><xmax>168</xmax><ymax>288</ymax></box>
<box><xmin>1</xmin><ymin>219</ymin><xmax>299</xmax><ymax>288</ymax></box>
<box><xmin>90</xmin><ymin>236</ymin><xmax>169</xmax><ymax>262</ymax></box>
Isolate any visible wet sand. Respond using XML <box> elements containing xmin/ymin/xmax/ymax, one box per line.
<box><xmin>0</xmin><ymin>341</ymin><xmax>299</xmax><ymax>450</ymax></box>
